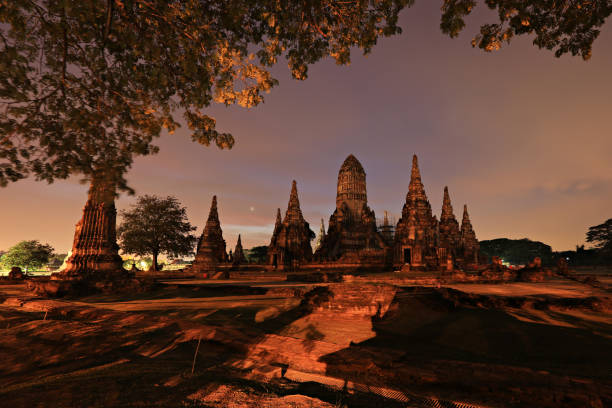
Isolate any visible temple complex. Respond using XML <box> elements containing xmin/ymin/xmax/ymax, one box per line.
<box><xmin>188</xmin><ymin>154</ymin><xmax>481</xmax><ymax>274</ymax></box>
<box><xmin>315</xmin><ymin>155</ymin><xmax>389</xmax><ymax>264</ymax></box>
<box><xmin>233</xmin><ymin>234</ymin><xmax>246</xmax><ymax>265</ymax></box>
<box><xmin>392</xmin><ymin>155</ymin><xmax>481</xmax><ymax>270</ymax></box>
<box><xmin>267</xmin><ymin>181</ymin><xmax>314</xmax><ymax>270</ymax></box>
<box><xmin>191</xmin><ymin>196</ymin><xmax>228</xmax><ymax>273</ymax></box>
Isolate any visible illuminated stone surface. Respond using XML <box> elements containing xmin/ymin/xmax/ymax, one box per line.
<box><xmin>192</xmin><ymin>196</ymin><xmax>228</xmax><ymax>272</ymax></box>
<box><xmin>60</xmin><ymin>174</ymin><xmax>124</xmax><ymax>278</ymax></box>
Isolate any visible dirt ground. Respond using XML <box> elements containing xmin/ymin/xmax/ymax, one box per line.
<box><xmin>0</xmin><ymin>276</ymin><xmax>610</xmax><ymax>408</ymax></box>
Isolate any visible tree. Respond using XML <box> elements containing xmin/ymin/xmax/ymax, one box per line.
<box><xmin>0</xmin><ymin>240</ymin><xmax>54</xmax><ymax>273</ymax></box>
<box><xmin>440</xmin><ymin>1</ymin><xmax>612</xmax><ymax>60</ymax></box>
<box><xmin>247</xmin><ymin>246</ymin><xmax>268</xmax><ymax>264</ymax></box>
<box><xmin>479</xmin><ymin>238</ymin><xmax>553</xmax><ymax>265</ymax></box>
<box><xmin>586</xmin><ymin>218</ymin><xmax>612</xmax><ymax>259</ymax></box>
<box><xmin>117</xmin><ymin>195</ymin><xmax>196</xmax><ymax>271</ymax></box>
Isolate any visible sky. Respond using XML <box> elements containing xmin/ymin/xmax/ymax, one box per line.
<box><xmin>1</xmin><ymin>2</ymin><xmax>611</xmax><ymax>254</ymax></box>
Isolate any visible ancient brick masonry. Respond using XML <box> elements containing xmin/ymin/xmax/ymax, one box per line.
<box><xmin>268</xmin><ymin>181</ymin><xmax>314</xmax><ymax>269</ymax></box>
<box><xmin>393</xmin><ymin>156</ymin><xmax>481</xmax><ymax>270</ymax></box>
<box><xmin>393</xmin><ymin>155</ymin><xmax>440</xmax><ymax>269</ymax></box>
<box><xmin>460</xmin><ymin>205</ymin><xmax>480</xmax><ymax>265</ymax></box>
<box><xmin>268</xmin><ymin>153</ymin><xmax>481</xmax><ymax>271</ymax></box>
<box><xmin>60</xmin><ymin>174</ymin><xmax>124</xmax><ymax>279</ymax></box>
<box><xmin>438</xmin><ymin>186</ymin><xmax>461</xmax><ymax>256</ymax></box>
<box><xmin>315</xmin><ymin>155</ymin><xmax>389</xmax><ymax>263</ymax></box>
<box><xmin>191</xmin><ymin>196</ymin><xmax>228</xmax><ymax>273</ymax></box>
<box><xmin>233</xmin><ymin>234</ymin><xmax>246</xmax><ymax>265</ymax></box>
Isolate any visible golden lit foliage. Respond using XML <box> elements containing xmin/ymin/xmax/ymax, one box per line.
<box><xmin>441</xmin><ymin>0</ymin><xmax>611</xmax><ymax>58</ymax></box>
<box><xmin>0</xmin><ymin>0</ymin><xmax>411</xmax><ymax>190</ymax></box>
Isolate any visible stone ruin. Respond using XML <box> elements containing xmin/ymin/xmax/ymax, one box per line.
<box><xmin>459</xmin><ymin>205</ymin><xmax>480</xmax><ymax>268</ymax></box>
<box><xmin>267</xmin><ymin>181</ymin><xmax>314</xmax><ymax>270</ymax></box>
<box><xmin>191</xmin><ymin>196</ymin><xmax>228</xmax><ymax>273</ymax></box>
<box><xmin>233</xmin><ymin>234</ymin><xmax>246</xmax><ymax>265</ymax></box>
<box><xmin>392</xmin><ymin>155</ymin><xmax>482</xmax><ymax>271</ymax></box>
<box><xmin>301</xmin><ymin>154</ymin><xmax>482</xmax><ymax>272</ymax></box>
<box><xmin>393</xmin><ymin>155</ymin><xmax>440</xmax><ymax>270</ymax></box>
<box><xmin>314</xmin><ymin>155</ymin><xmax>390</xmax><ymax>265</ymax></box>
<box><xmin>8</xmin><ymin>267</ymin><xmax>24</xmax><ymax>280</ymax></box>
<box><xmin>57</xmin><ymin>173</ymin><xmax>125</xmax><ymax>280</ymax></box>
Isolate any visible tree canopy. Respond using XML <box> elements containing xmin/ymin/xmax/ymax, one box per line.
<box><xmin>246</xmin><ymin>245</ymin><xmax>268</xmax><ymax>264</ymax></box>
<box><xmin>0</xmin><ymin>240</ymin><xmax>54</xmax><ymax>272</ymax></box>
<box><xmin>117</xmin><ymin>195</ymin><xmax>196</xmax><ymax>270</ymax></box>
<box><xmin>441</xmin><ymin>0</ymin><xmax>611</xmax><ymax>59</ymax></box>
<box><xmin>479</xmin><ymin>238</ymin><xmax>554</xmax><ymax>265</ymax></box>
<box><xmin>0</xmin><ymin>0</ymin><xmax>411</xmax><ymax>191</ymax></box>
<box><xmin>2</xmin><ymin>1</ymin><xmax>609</xmax><ymax>192</ymax></box>
<box><xmin>586</xmin><ymin>218</ymin><xmax>612</xmax><ymax>259</ymax></box>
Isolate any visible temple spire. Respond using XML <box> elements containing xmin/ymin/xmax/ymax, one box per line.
<box><xmin>268</xmin><ymin>181</ymin><xmax>314</xmax><ymax>268</ymax></box>
<box><xmin>462</xmin><ymin>205</ymin><xmax>471</xmax><ymax>226</ymax></box>
<box><xmin>192</xmin><ymin>195</ymin><xmax>228</xmax><ymax>273</ymax></box>
<box><xmin>270</xmin><ymin>208</ymin><xmax>282</xmax><ymax>246</ymax></box>
<box><xmin>283</xmin><ymin>180</ymin><xmax>304</xmax><ymax>224</ymax></box>
<box><xmin>461</xmin><ymin>204</ymin><xmax>477</xmax><ymax>240</ymax></box>
<box><xmin>275</xmin><ymin>208</ymin><xmax>282</xmax><ymax>227</ymax></box>
<box><xmin>440</xmin><ymin>186</ymin><xmax>455</xmax><ymax>221</ymax></box>
<box><xmin>233</xmin><ymin>234</ymin><xmax>246</xmax><ymax>265</ymax></box>
<box><xmin>288</xmin><ymin>180</ymin><xmax>300</xmax><ymax>210</ymax></box>
<box><xmin>208</xmin><ymin>195</ymin><xmax>219</xmax><ymax>222</ymax></box>
<box><xmin>407</xmin><ymin>154</ymin><xmax>427</xmax><ymax>201</ymax></box>
<box><xmin>411</xmin><ymin>154</ymin><xmax>421</xmax><ymax>182</ymax></box>
<box><xmin>460</xmin><ymin>204</ymin><xmax>479</xmax><ymax>264</ymax></box>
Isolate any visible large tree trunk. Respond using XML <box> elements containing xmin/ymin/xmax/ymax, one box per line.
<box><xmin>58</xmin><ymin>170</ymin><xmax>124</xmax><ymax>280</ymax></box>
<box><xmin>151</xmin><ymin>251</ymin><xmax>159</xmax><ymax>272</ymax></box>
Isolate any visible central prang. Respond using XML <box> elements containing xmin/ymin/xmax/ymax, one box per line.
<box><xmin>335</xmin><ymin>154</ymin><xmax>368</xmax><ymax>218</ymax></box>
<box><xmin>316</xmin><ymin>155</ymin><xmax>389</xmax><ymax>263</ymax></box>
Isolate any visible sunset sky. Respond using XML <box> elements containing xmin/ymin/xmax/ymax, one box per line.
<box><xmin>1</xmin><ymin>2</ymin><xmax>611</xmax><ymax>254</ymax></box>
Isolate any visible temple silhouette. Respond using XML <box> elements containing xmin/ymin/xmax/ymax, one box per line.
<box><xmin>190</xmin><ymin>154</ymin><xmax>481</xmax><ymax>274</ymax></box>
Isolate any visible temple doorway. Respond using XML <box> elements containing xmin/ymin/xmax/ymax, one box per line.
<box><xmin>403</xmin><ymin>248</ymin><xmax>411</xmax><ymax>264</ymax></box>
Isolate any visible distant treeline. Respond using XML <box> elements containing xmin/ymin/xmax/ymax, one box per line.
<box><xmin>479</xmin><ymin>238</ymin><xmax>609</xmax><ymax>267</ymax></box>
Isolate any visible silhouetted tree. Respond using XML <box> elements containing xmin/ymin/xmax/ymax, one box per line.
<box><xmin>441</xmin><ymin>0</ymin><xmax>611</xmax><ymax>60</ymax></box>
<box><xmin>479</xmin><ymin>238</ymin><xmax>553</xmax><ymax>265</ymax></box>
<box><xmin>555</xmin><ymin>245</ymin><xmax>602</xmax><ymax>267</ymax></box>
<box><xmin>586</xmin><ymin>218</ymin><xmax>612</xmax><ymax>260</ymax></box>
<box><xmin>118</xmin><ymin>195</ymin><xmax>196</xmax><ymax>271</ymax></box>
<box><xmin>0</xmin><ymin>240</ymin><xmax>54</xmax><ymax>273</ymax></box>
<box><xmin>247</xmin><ymin>246</ymin><xmax>268</xmax><ymax>264</ymax></box>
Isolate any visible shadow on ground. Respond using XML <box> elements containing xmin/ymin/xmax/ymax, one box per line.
<box><xmin>321</xmin><ymin>287</ymin><xmax>612</xmax><ymax>407</ymax></box>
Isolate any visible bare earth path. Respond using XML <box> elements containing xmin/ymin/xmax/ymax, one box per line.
<box><xmin>0</xmin><ymin>277</ymin><xmax>610</xmax><ymax>407</ymax></box>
